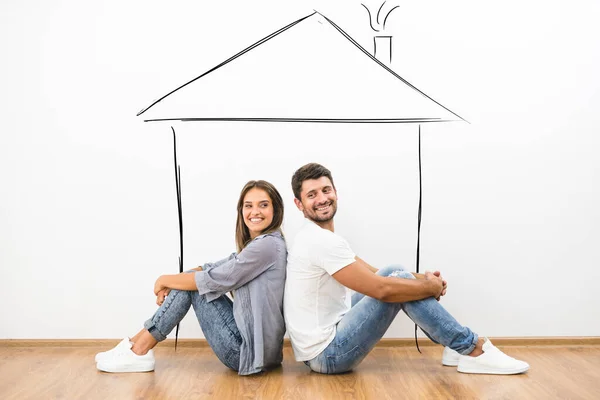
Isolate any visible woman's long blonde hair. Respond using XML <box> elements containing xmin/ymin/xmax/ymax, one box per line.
<box><xmin>235</xmin><ymin>180</ymin><xmax>284</xmax><ymax>252</ymax></box>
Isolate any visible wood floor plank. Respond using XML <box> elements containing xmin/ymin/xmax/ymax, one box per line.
<box><xmin>1</xmin><ymin>345</ymin><xmax>599</xmax><ymax>399</ymax></box>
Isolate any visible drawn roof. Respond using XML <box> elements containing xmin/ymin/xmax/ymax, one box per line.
<box><xmin>138</xmin><ymin>11</ymin><xmax>465</xmax><ymax>124</ymax></box>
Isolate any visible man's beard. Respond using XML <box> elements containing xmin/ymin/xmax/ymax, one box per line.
<box><xmin>306</xmin><ymin>201</ymin><xmax>337</xmax><ymax>222</ymax></box>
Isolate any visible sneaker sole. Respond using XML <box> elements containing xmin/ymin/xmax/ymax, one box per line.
<box><xmin>442</xmin><ymin>357</ymin><xmax>459</xmax><ymax>367</ymax></box>
<box><xmin>96</xmin><ymin>350</ymin><xmax>155</xmax><ymax>363</ymax></box>
<box><xmin>96</xmin><ymin>361</ymin><xmax>155</xmax><ymax>373</ymax></box>
<box><xmin>457</xmin><ymin>365</ymin><xmax>529</xmax><ymax>375</ymax></box>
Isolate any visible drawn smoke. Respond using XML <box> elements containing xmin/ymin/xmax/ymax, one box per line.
<box><xmin>361</xmin><ymin>1</ymin><xmax>400</xmax><ymax>64</ymax></box>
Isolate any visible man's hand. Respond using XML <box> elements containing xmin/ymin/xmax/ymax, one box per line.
<box><xmin>431</xmin><ymin>271</ymin><xmax>447</xmax><ymax>301</ymax></box>
<box><xmin>156</xmin><ymin>288</ymin><xmax>171</xmax><ymax>306</ymax></box>
<box><xmin>424</xmin><ymin>271</ymin><xmax>445</xmax><ymax>299</ymax></box>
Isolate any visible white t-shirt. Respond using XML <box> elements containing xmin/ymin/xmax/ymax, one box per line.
<box><xmin>284</xmin><ymin>219</ymin><xmax>356</xmax><ymax>361</ymax></box>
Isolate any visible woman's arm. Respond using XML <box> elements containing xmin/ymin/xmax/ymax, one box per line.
<box><xmin>200</xmin><ymin>253</ymin><xmax>236</xmax><ymax>273</ymax></box>
<box><xmin>195</xmin><ymin>236</ymin><xmax>281</xmax><ymax>298</ymax></box>
<box><xmin>154</xmin><ymin>235</ymin><xmax>281</xmax><ymax>300</ymax></box>
<box><xmin>154</xmin><ymin>273</ymin><xmax>197</xmax><ymax>294</ymax></box>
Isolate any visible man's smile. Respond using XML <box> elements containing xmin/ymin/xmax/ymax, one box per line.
<box><xmin>315</xmin><ymin>203</ymin><xmax>332</xmax><ymax>212</ymax></box>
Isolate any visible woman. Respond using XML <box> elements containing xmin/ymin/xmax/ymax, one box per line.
<box><xmin>95</xmin><ymin>180</ymin><xmax>286</xmax><ymax>375</ymax></box>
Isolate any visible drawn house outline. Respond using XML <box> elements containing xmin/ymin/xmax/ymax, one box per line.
<box><xmin>138</xmin><ymin>11</ymin><xmax>466</xmax><ymax>124</ymax></box>
<box><xmin>137</xmin><ymin>11</ymin><xmax>467</xmax><ymax>346</ymax></box>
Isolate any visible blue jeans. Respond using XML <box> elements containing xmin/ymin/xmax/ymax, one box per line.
<box><xmin>143</xmin><ymin>288</ymin><xmax>242</xmax><ymax>371</ymax></box>
<box><xmin>305</xmin><ymin>265</ymin><xmax>478</xmax><ymax>374</ymax></box>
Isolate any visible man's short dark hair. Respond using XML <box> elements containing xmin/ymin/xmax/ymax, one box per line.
<box><xmin>291</xmin><ymin>163</ymin><xmax>335</xmax><ymax>200</ymax></box>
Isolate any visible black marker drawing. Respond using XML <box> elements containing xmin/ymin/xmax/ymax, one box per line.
<box><xmin>362</xmin><ymin>0</ymin><xmax>400</xmax><ymax>32</ymax></box>
<box><xmin>171</xmin><ymin>127</ymin><xmax>184</xmax><ymax>349</ymax></box>
<box><xmin>138</xmin><ymin>10</ymin><xmax>466</xmax><ymax>350</ymax></box>
<box><xmin>137</xmin><ymin>11</ymin><xmax>464</xmax><ymax>123</ymax></box>
<box><xmin>362</xmin><ymin>1</ymin><xmax>400</xmax><ymax>63</ymax></box>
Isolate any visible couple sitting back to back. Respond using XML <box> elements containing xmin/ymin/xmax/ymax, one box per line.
<box><xmin>96</xmin><ymin>163</ymin><xmax>529</xmax><ymax>376</ymax></box>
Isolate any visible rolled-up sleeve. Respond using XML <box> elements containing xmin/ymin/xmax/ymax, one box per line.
<box><xmin>201</xmin><ymin>252</ymin><xmax>236</xmax><ymax>273</ymax></box>
<box><xmin>195</xmin><ymin>236</ymin><xmax>278</xmax><ymax>302</ymax></box>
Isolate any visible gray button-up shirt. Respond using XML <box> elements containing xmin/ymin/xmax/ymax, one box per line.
<box><xmin>195</xmin><ymin>231</ymin><xmax>287</xmax><ymax>375</ymax></box>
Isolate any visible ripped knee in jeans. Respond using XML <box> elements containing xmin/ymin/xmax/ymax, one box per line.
<box><xmin>388</xmin><ymin>269</ymin><xmax>415</xmax><ymax>280</ymax></box>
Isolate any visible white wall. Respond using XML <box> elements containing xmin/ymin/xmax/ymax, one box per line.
<box><xmin>1</xmin><ymin>0</ymin><xmax>599</xmax><ymax>339</ymax></box>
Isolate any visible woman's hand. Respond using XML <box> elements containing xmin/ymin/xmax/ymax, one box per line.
<box><xmin>153</xmin><ymin>273</ymin><xmax>198</xmax><ymax>297</ymax></box>
<box><xmin>154</xmin><ymin>275</ymin><xmax>167</xmax><ymax>295</ymax></box>
<box><xmin>156</xmin><ymin>288</ymin><xmax>171</xmax><ymax>306</ymax></box>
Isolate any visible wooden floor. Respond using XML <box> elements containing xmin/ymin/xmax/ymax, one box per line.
<box><xmin>1</xmin><ymin>344</ymin><xmax>599</xmax><ymax>399</ymax></box>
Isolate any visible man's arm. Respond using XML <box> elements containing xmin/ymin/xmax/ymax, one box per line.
<box><xmin>353</xmin><ymin>255</ymin><xmax>432</xmax><ymax>280</ymax></box>
<box><xmin>332</xmin><ymin>258</ymin><xmax>444</xmax><ymax>303</ymax></box>
<box><xmin>354</xmin><ymin>257</ymin><xmax>444</xmax><ymax>292</ymax></box>
<box><xmin>355</xmin><ymin>256</ymin><xmax>378</xmax><ymax>273</ymax></box>
<box><xmin>355</xmin><ymin>257</ymin><xmax>427</xmax><ymax>280</ymax></box>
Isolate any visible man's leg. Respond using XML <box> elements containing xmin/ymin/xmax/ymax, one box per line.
<box><xmin>306</xmin><ymin>265</ymin><xmax>477</xmax><ymax>374</ymax></box>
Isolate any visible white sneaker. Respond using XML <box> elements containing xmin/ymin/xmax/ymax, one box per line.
<box><xmin>442</xmin><ymin>347</ymin><xmax>460</xmax><ymax>366</ymax></box>
<box><xmin>457</xmin><ymin>338</ymin><xmax>529</xmax><ymax>375</ymax></box>
<box><xmin>95</xmin><ymin>338</ymin><xmax>136</xmax><ymax>362</ymax></box>
<box><xmin>95</xmin><ymin>338</ymin><xmax>155</xmax><ymax>373</ymax></box>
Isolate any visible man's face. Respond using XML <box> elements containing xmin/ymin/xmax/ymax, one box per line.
<box><xmin>294</xmin><ymin>176</ymin><xmax>337</xmax><ymax>223</ymax></box>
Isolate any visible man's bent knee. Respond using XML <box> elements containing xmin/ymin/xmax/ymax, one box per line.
<box><xmin>377</xmin><ymin>265</ymin><xmax>414</xmax><ymax>280</ymax></box>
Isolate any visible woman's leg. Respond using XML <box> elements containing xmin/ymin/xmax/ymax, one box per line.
<box><xmin>129</xmin><ymin>330</ymin><xmax>158</xmax><ymax>355</ymax></box>
<box><xmin>101</xmin><ymin>288</ymin><xmax>195</xmax><ymax>356</ymax></box>
<box><xmin>189</xmin><ymin>291</ymin><xmax>242</xmax><ymax>371</ymax></box>
<box><xmin>142</xmin><ymin>289</ymin><xmax>194</xmax><ymax>343</ymax></box>
<box><xmin>306</xmin><ymin>265</ymin><xmax>477</xmax><ymax>374</ymax></box>
<box><xmin>95</xmin><ymin>289</ymin><xmax>195</xmax><ymax>372</ymax></box>
<box><xmin>141</xmin><ymin>288</ymin><xmax>242</xmax><ymax>371</ymax></box>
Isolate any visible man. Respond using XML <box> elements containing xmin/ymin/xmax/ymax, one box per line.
<box><xmin>283</xmin><ymin>163</ymin><xmax>529</xmax><ymax>375</ymax></box>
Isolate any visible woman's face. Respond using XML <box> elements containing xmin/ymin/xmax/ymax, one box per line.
<box><xmin>243</xmin><ymin>188</ymin><xmax>274</xmax><ymax>239</ymax></box>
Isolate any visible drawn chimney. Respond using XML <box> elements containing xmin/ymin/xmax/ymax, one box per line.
<box><xmin>362</xmin><ymin>1</ymin><xmax>399</xmax><ymax>65</ymax></box>
<box><xmin>374</xmin><ymin>35</ymin><xmax>392</xmax><ymax>64</ymax></box>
